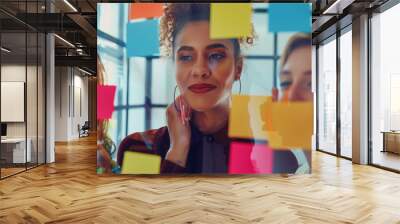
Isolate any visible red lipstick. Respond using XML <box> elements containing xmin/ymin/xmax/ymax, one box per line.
<box><xmin>188</xmin><ymin>83</ymin><xmax>216</xmax><ymax>94</ymax></box>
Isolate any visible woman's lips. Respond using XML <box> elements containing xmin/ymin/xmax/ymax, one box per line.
<box><xmin>188</xmin><ymin>83</ymin><xmax>217</xmax><ymax>94</ymax></box>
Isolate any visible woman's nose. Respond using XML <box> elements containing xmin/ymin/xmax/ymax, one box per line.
<box><xmin>191</xmin><ymin>58</ymin><xmax>211</xmax><ymax>78</ymax></box>
<box><xmin>286</xmin><ymin>84</ymin><xmax>305</xmax><ymax>102</ymax></box>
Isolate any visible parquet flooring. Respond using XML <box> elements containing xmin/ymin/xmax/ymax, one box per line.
<box><xmin>1</xmin><ymin>134</ymin><xmax>400</xmax><ymax>223</ymax></box>
<box><xmin>1</xmin><ymin>167</ymin><xmax>26</xmax><ymax>178</ymax></box>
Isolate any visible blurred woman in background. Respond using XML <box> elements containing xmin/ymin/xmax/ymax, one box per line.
<box><xmin>273</xmin><ymin>33</ymin><xmax>312</xmax><ymax>174</ymax></box>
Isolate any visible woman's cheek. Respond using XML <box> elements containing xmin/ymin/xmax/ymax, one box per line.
<box><xmin>176</xmin><ymin>67</ymin><xmax>189</xmax><ymax>86</ymax></box>
<box><xmin>212</xmin><ymin>61</ymin><xmax>235</xmax><ymax>85</ymax></box>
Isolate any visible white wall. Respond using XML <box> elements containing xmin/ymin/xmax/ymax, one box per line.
<box><xmin>1</xmin><ymin>65</ymin><xmax>38</xmax><ymax>137</ymax></box>
<box><xmin>55</xmin><ymin>67</ymin><xmax>69</xmax><ymax>141</ymax></box>
<box><xmin>55</xmin><ymin>67</ymin><xmax>89</xmax><ymax>141</ymax></box>
<box><xmin>1</xmin><ymin>63</ymin><xmax>46</xmax><ymax>164</ymax></box>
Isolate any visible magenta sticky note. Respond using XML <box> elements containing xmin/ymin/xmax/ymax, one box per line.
<box><xmin>229</xmin><ymin>142</ymin><xmax>273</xmax><ymax>174</ymax></box>
<box><xmin>97</xmin><ymin>85</ymin><xmax>116</xmax><ymax>120</ymax></box>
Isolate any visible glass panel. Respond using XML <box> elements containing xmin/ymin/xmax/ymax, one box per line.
<box><xmin>1</xmin><ymin>30</ymin><xmax>28</xmax><ymax>177</ymax></box>
<box><xmin>151</xmin><ymin>108</ymin><xmax>167</xmax><ymax>130</ymax></box>
<box><xmin>27</xmin><ymin>31</ymin><xmax>38</xmax><ymax>168</ymax></box>
<box><xmin>243</xmin><ymin>12</ymin><xmax>274</xmax><ymax>56</ymax></box>
<box><xmin>312</xmin><ymin>46</ymin><xmax>317</xmax><ymax>151</ymax></box>
<box><xmin>127</xmin><ymin>108</ymin><xmax>145</xmax><ymax>134</ymax></box>
<box><xmin>151</xmin><ymin>58</ymin><xmax>175</xmax><ymax>105</ymax></box>
<box><xmin>98</xmin><ymin>3</ymin><xmax>122</xmax><ymax>39</ymax></box>
<box><xmin>129</xmin><ymin>58</ymin><xmax>146</xmax><ymax>105</ymax></box>
<box><xmin>278</xmin><ymin>33</ymin><xmax>297</xmax><ymax>56</ymax></box>
<box><xmin>371</xmin><ymin>4</ymin><xmax>400</xmax><ymax>171</ymax></box>
<box><xmin>241</xmin><ymin>59</ymin><xmax>274</xmax><ymax>96</ymax></box>
<box><xmin>26</xmin><ymin>2</ymin><xmax>39</xmax><ymax>168</ymax></box>
<box><xmin>318</xmin><ymin>37</ymin><xmax>337</xmax><ymax>154</ymax></box>
<box><xmin>98</xmin><ymin>37</ymin><xmax>127</xmax><ymax>107</ymax></box>
<box><xmin>339</xmin><ymin>30</ymin><xmax>352</xmax><ymax>158</ymax></box>
<box><xmin>38</xmin><ymin>33</ymin><xmax>45</xmax><ymax>165</ymax></box>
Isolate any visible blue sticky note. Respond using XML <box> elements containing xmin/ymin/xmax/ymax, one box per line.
<box><xmin>269</xmin><ymin>3</ymin><xmax>311</xmax><ymax>33</ymax></box>
<box><xmin>126</xmin><ymin>19</ymin><xmax>160</xmax><ymax>57</ymax></box>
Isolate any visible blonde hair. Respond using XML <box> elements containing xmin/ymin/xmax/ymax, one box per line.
<box><xmin>280</xmin><ymin>33</ymin><xmax>311</xmax><ymax>68</ymax></box>
<box><xmin>97</xmin><ymin>56</ymin><xmax>117</xmax><ymax>173</ymax></box>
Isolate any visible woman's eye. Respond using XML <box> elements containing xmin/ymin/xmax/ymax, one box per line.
<box><xmin>179</xmin><ymin>55</ymin><xmax>192</xmax><ymax>62</ymax></box>
<box><xmin>209</xmin><ymin>53</ymin><xmax>225</xmax><ymax>62</ymax></box>
<box><xmin>280</xmin><ymin>80</ymin><xmax>292</xmax><ymax>90</ymax></box>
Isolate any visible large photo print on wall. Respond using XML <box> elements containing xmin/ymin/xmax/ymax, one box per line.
<box><xmin>97</xmin><ymin>3</ymin><xmax>313</xmax><ymax>175</ymax></box>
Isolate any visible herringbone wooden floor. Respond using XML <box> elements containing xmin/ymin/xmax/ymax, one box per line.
<box><xmin>1</xmin><ymin>134</ymin><xmax>400</xmax><ymax>224</ymax></box>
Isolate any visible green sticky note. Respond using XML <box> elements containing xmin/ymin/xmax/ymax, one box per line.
<box><xmin>210</xmin><ymin>3</ymin><xmax>252</xmax><ymax>39</ymax></box>
<box><xmin>96</xmin><ymin>167</ymin><xmax>105</xmax><ymax>174</ymax></box>
<box><xmin>121</xmin><ymin>151</ymin><xmax>161</xmax><ymax>174</ymax></box>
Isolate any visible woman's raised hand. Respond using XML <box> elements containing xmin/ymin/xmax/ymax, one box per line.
<box><xmin>165</xmin><ymin>95</ymin><xmax>192</xmax><ymax>167</ymax></box>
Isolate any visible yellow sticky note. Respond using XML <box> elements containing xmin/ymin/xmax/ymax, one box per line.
<box><xmin>229</xmin><ymin>95</ymin><xmax>271</xmax><ymax>140</ymax></box>
<box><xmin>210</xmin><ymin>3</ymin><xmax>252</xmax><ymax>39</ymax></box>
<box><xmin>121</xmin><ymin>151</ymin><xmax>161</xmax><ymax>174</ymax></box>
<box><xmin>268</xmin><ymin>102</ymin><xmax>313</xmax><ymax>149</ymax></box>
<box><xmin>266</xmin><ymin>131</ymin><xmax>283</xmax><ymax>148</ymax></box>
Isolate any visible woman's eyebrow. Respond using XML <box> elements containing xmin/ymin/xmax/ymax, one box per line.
<box><xmin>206</xmin><ymin>43</ymin><xmax>227</xmax><ymax>50</ymax></box>
<box><xmin>281</xmin><ymin>70</ymin><xmax>291</xmax><ymax>76</ymax></box>
<box><xmin>303</xmin><ymin>70</ymin><xmax>312</xmax><ymax>76</ymax></box>
<box><xmin>176</xmin><ymin>46</ymin><xmax>194</xmax><ymax>53</ymax></box>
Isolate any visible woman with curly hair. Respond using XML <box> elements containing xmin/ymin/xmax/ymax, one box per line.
<box><xmin>117</xmin><ymin>3</ymin><xmax>254</xmax><ymax>173</ymax></box>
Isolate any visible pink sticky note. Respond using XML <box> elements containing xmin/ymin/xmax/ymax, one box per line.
<box><xmin>229</xmin><ymin>142</ymin><xmax>273</xmax><ymax>174</ymax></box>
<box><xmin>97</xmin><ymin>85</ymin><xmax>116</xmax><ymax>120</ymax></box>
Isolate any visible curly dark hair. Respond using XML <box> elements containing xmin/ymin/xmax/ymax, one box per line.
<box><xmin>159</xmin><ymin>3</ymin><xmax>255</xmax><ymax>59</ymax></box>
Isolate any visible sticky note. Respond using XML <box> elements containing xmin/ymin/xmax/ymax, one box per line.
<box><xmin>268</xmin><ymin>102</ymin><xmax>313</xmax><ymax>149</ymax></box>
<box><xmin>97</xmin><ymin>85</ymin><xmax>116</xmax><ymax>120</ymax></box>
<box><xmin>229</xmin><ymin>95</ymin><xmax>272</xmax><ymax>140</ymax></box>
<box><xmin>129</xmin><ymin>3</ymin><xmax>164</xmax><ymax>20</ymax></box>
<box><xmin>228</xmin><ymin>142</ymin><xmax>272</xmax><ymax>174</ymax></box>
<box><xmin>269</xmin><ymin>3</ymin><xmax>311</xmax><ymax>33</ymax></box>
<box><xmin>210</xmin><ymin>3</ymin><xmax>252</xmax><ymax>39</ymax></box>
<box><xmin>266</xmin><ymin>131</ymin><xmax>283</xmax><ymax>148</ymax></box>
<box><xmin>121</xmin><ymin>151</ymin><xmax>161</xmax><ymax>174</ymax></box>
<box><xmin>126</xmin><ymin>19</ymin><xmax>160</xmax><ymax>57</ymax></box>
<box><xmin>250</xmin><ymin>143</ymin><xmax>273</xmax><ymax>174</ymax></box>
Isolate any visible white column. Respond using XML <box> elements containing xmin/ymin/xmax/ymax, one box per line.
<box><xmin>46</xmin><ymin>32</ymin><xmax>55</xmax><ymax>163</ymax></box>
<box><xmin>352</xmin><ymin>14</ymin><xmax>369</xmax><ymax>164</ymax></box>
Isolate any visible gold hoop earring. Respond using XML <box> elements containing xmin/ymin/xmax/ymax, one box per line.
<box><xmin>239</xmin><ymin>79</ymin><xmax>242</xmax><ymax>95</ymax></box>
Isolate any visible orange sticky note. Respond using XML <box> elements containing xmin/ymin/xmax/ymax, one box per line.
<box><xmin>129</xmin><ymin>3</ymin><xmax>164</xmax><ymax>20</ymax></box>
<box><xmin>121</xmin><ymin>151</ymin><xmax>161</xmax><ymax>174</ymax></box>
<box><xmin>229</xmin><ymin>95</ymin><xmax>272</xmax><ymax>140</ymax></box>
<box><xmin>268</xmin><ymin>102</ymin><xmax>313</xmax><ymax>149</ymax></box>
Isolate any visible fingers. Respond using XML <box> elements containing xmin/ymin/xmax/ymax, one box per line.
<box><xmin>182</xmin><ymin>97</ymin><xmax>191</xmax><ymax>126</ymax></box>
<box><xmin>179</xmin><ymin>96</ymin><xmax>185</xmax><ymax>126</ymax></box>
<box><xmin>178</xmin><ymin>96</ymin><xmax>192</xmax><ymax>126</ymax></box>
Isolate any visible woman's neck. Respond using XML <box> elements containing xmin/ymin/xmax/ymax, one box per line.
<box><xmin>193</xmin><ymin>101</ymin><xmax>230</xmax><ymax>134</ymax></box>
